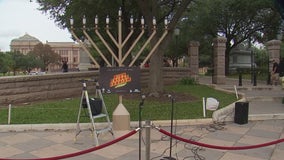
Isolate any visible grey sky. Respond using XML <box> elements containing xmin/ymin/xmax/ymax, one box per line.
<box><xmin>0</xmin><ymin>0</ymin><xmax>72</xmax><ymax>52</ymax></box>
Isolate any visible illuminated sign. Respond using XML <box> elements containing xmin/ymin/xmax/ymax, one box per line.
<box><xmin>99</xmin><ymin>67</ymin><xmax>141</xmax><ymax>94</ymax></box>
<box><xmin>110</xmin><ymin>72</ymin><xmax>132</xmax><ymax>88</ymax></box>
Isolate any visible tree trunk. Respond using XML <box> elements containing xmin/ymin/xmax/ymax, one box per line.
<box><xmin>137</xmin><ymin>0</ymin><xmax>193</xmax><ymax>96</ymax></box>
<box><xmin>149</xmin><ymin>49</ymin><xmax>164</xmax><ymax>97</ymax></box>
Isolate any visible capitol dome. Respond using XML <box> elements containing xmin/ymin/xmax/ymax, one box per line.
<box><xmin>11</xmin><ymin>33</ymin><xmax>41</xmax><ymax>43</ymax></box>
<box><xmin>10</xmin><ymin>33</ymin><xmax>41</xmax><ymax>54</ymax></box>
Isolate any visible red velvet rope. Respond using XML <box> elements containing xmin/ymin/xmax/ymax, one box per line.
<box><xmin>158</xmin><ymin>128</ymin><xmax>284</xmax><ymax>150</ymax></box>
<box><xmin>0</xmin><ymin>129</ymin><xmax>138</xmax><ymax>160</ymax></box>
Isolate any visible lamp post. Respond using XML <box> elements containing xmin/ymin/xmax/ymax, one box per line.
<box><xmin>138</xmin><ymin>95</ymin><xmax>145</xmax><ymax>160</ymax></box>
<box><xmin>251</xmin><ymin>50</ymin><xmax>257</xmax><ymax>86</ymax></box>
<box><xmin>174</xmin><ymin>28</ymin><xmax>180</xmax><ymax>67</ymax></box>
<box><xmin>174</xmin><ymin>28</ymin><xmax>180</xmax><ymax>45</ymax></box>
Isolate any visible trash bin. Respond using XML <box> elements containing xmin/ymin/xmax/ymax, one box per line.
<box><xmin>234</xmin><ymin>102</ymin><xmax>249</xmax><ymax>125</ymax></box>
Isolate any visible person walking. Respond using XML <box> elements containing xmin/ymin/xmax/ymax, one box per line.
<box><xmin>62</xmin><ymin>61</ymin><xmax>68</xmax><ymax>72</ymax></box>
<box><xmin>278</xmin><ymin>58</ymin><xmax>284</xmax><ymax>87</ymax></box>
<box><xmin>279</xmin><ymin>58</ymin><xmax>284</xmax><ymax>77</ymax></box>
<box><xmin>271</xmin><ymin>59</ymin><xmax>280</xmax><ymax>85</ymax></box>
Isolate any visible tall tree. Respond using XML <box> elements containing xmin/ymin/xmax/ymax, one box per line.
<box><xmin>7</xmin><ymin>51</ymin><xmax>26</xmax><ymax>75</ymax></box>
<box><xmin>23</xmin><ymin>54</ymin><xmax>42</xmax><ymax>73</ymax></box>
<box><xmin>0</xmin><ymin>52</ymin><xmax>13</xmax><ymax>75</ymax></box>
<box><xmin>30</xmin><ymin>43</ymin><xmax>61</xmax><ymax>71</ymax></box>
<box><xmin>183</xmin><ymin>0</ymin><xmax>282</xmax><ymax>74</ymax></box>
<box><xmin>274</xmin><ymin>0</ymin><xmax>284</xmax><ymax>19</ymax></box>
<box><xmin>36</xmin><ymin>0</ymin><xmax>192</xmax><ymax>96</ymax></box>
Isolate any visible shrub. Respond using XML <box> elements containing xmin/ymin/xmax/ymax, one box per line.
<box><xmin>180</xmin><ymin>77</ymin><xmax>197</xmax><ymax>85</ymax></box>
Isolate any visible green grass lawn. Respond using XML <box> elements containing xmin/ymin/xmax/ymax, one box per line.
<box><xmin>0</xmin><ymin>84</ymin><xmax>236</xmax><ymax>124</ymax></box>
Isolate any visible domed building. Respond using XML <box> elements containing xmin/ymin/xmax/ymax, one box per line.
<box><xmin>9</xmin><ymin>33</ymin><xmax>91</xmax><ymax>71</ymax></box>
<box><xmin>10</xmin><ymin>33</ymin><xmax>41</xmax><ymax>55</ymax></box>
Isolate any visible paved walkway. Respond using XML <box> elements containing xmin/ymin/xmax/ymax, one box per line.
<box><xmin>0</xmin><ymin>76</ymin><xmax>284</xmax><ymax>160</ymax></box>
<box><xmin>199</xmin><ymin>76</ymin><xmax>284</xmax><ymax>119</ymax></box>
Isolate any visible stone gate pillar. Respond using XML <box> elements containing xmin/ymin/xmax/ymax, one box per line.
<box><xmin>266</xmin><ymin>40</ymin><xmax>281</xmax><ymax>67</ymax></box>
<box><xmin>188</xmin><ymin>41</ymin><xmax>200</xmax><ymax>81</ymax></box>
<box><xmin>213</xmin><ymin>37</ymin><xmax>227</xmax><ymax>84</ymax></box>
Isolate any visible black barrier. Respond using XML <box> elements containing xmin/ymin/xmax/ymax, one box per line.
<box><xmin>234</xmin><ymin>102</ymin><xmax>249</xmax><ymax>124</ymax></box>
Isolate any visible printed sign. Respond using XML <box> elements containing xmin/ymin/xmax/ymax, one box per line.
<box><xmin>99</xmin><ymin>67</ymin><xmax>141</xmax><ymax>94</ymax></box>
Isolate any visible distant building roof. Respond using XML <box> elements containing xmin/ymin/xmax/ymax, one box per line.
<box><xmin>11</xmin><ymin>33</ymin><xmax>41</xmax><ymax>43</ymax></box>
<box><xmin>46</xmin><ymin>42</ymin><xmax>79</xmax><ymax>47</ymax></box>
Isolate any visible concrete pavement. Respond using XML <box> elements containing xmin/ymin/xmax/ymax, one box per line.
<box><xmin>0</xmin><ymin>76</ymin><xmax>284</xmax><ymax>160</ymax></box>
<box><xmin>0</xmin><ymin>120</ymin><xmax>283</xmax><ymax>160</ymax></box>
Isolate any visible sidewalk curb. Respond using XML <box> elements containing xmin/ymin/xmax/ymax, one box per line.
<box><xmin>0</xmin><ymin>119</ymin><xmax>214</xmax><ymax>132</ymax></box>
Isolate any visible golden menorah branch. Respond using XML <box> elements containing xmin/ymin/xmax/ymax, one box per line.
<box><xmin>140</xmin><ymin>29</ymin><xmax>168</xmax><ymax>68</ymax></box>
<box><xmin>129</xmin><ymin>30</ymin><xmax>157</xmax><ymax>67</ymax></box>
<box><xmin>95</xmin><ymin>29</ymin><xmax>120</xmax><ymax>64</ymax></box>
<box><xmin>121</xmin><ymin>29</ymin><xmax>144</xmax><ymax>63</ymax></box>
<box><xmin>82</xmin><ymin>29</ymin><xmax>112</xmax><ymax>67</ymax></box>
<box><xmin>70</xmin><ymin>10</ymin><xmax>167</xmax><ymax>68</ymax></box>
<box><xmin>69</xmin><ymin>29</ymin><xmax>100</xmax><ymax>67</ymax></box>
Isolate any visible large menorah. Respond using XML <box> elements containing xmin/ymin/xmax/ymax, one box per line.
<box><xmin>69</xmin><ymin>8</ymin><xmax>168</xmax><ymax>130</ymax></box>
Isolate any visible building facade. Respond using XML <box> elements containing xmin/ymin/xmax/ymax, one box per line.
<box><xmin>46</xmin><ymin>41</ymin><xmax>80</xmax><ymax>71</ymax></box>
<box><xmin>10</xmin><ymin>33</ymin><xmax>82</xmax><ymax>72</ymax></box>
<box><xmin>10</xmin><ymin>33</ymin><xmax>41</xmax><ymax>55</ymax></box>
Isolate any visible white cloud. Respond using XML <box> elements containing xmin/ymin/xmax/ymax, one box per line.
<box><xmin>0</xmin><ymin>0</ymin><xmax>72</xmax><ymax>52</ymax></box>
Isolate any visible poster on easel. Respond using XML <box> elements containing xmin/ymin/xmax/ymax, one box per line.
<box><xmin>99</xmin><ymin>67</ymin><xmax>141</xmax><ymax>94</ymax></box>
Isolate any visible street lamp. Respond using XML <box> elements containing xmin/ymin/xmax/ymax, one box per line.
<box><xmin>174</xmin><ymin>28</ymin><xmax>180</xmax><ymax>67</ymax></box>
<box><xmin>251</xmin><ymin>50</ymin><xmax>257</xmax><ymax>86</ymax></box>
<box><xmin>174</xmin><ymin>27</ymin><xmax>180</xmax><ymax>36</ymax></box>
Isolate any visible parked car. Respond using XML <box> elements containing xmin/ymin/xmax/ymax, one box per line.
<box><xmin>29</xmin><ymin>71</ymin><xmax>46</xmax><ymax>75</ymax></box>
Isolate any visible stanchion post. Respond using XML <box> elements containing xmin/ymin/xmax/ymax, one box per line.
<box><xmin>145</xmin><ymin>120</ymin><xmax>151</xmax><ymax>160</ymax></box>
<box><xmin>169</xmin><ymin>97</ymin><xmax>175</xmax><ymax>159</ymax></box>
<box><xmin>139</xmin><ymin>95</ymin><xmax>145</xmax><ymax>160</ymax></box>
<box><xmin>139</xmin><ymin>102</ymin><xmax>142</xmax><ymax>160</ymax></box>
<box><xmin>8</xmin><ymin>104</ymin><xmax>11</xmax><ymax>125</ymax></box>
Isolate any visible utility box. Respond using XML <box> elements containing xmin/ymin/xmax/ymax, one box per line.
<box><xmin>234</xmin><ymin>102</ymin><xmax>249</xmax><ymax>124</ymax></box>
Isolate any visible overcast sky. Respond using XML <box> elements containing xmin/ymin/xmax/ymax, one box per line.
<box><xmin>0</xmin><ymin>0</ymin><xmax>72</xmax><ymax>52</ymax></box>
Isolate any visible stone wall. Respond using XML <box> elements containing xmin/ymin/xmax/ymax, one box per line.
<box><xmin>0</xmin><ymin>68</ymin><xmax>190</xmax><ymax>106</ymax></box>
